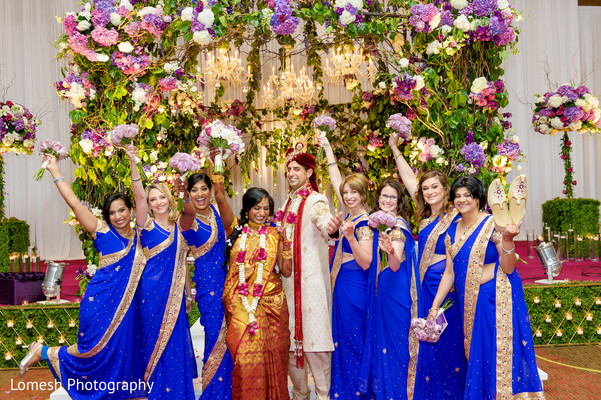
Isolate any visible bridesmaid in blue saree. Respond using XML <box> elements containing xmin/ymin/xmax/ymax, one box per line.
<box><xmin>367</xmin><ymin>179</ymin><xmax>419</xmax><ymax>400</ymax></box>
<box><xmin>430</xmin><ymin>176</ymin><xmax>545</xmax><ymax>400</ymax></box>
<box><xmin>390</xmin><ymin>136</ymin><xmax>467</xmax><ymax>399</ymax></box>
<box><xmin>19</xmin><ymin>153</ymin><xmax>146</xmax><ymax>399</ymax></box>
<box><xmin>127</xmin><ymin>146</ymin><xmax>198</xmax><ymax>399</ymax></box>
<box><xmin>322</xmin><ymin>136</ymin><xmax>375</xmax><ymax>399</ymax></box>
<box><xmin>179</xmin><ymin>173</ymin><xmax>233</xmax><ymax>399</ymax></box>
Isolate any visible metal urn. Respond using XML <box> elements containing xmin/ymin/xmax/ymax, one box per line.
<box><xmin>39</xmin><ymin>261</ymin><xmax>68</xmax><ymax>303</ymax></box>
<box><xmin>534</xmin><ymin>242</ymin><xmax>563</xmax><ymax>285</ymax></box>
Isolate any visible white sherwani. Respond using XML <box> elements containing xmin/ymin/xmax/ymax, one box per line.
<box><xmin>281</xmin><ymin>189</ymin><xmax>334</xmax><ymax>353</ymax></box>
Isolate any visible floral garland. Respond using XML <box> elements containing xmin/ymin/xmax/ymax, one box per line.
<box><xmin>236</xmin><ymin>224</ymin><xmax>269</xmax><ymax>335</ymax></box>
<box><xmin>274</xmin><ymin>185</ymin><xmax>311</xmax><ymax>239</ymax></box>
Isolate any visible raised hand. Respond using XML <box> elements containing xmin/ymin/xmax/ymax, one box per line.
<box><xmin>341</xmin><ymin>220</ymin><xmax>354</xmax><ymax>240</ymax></box>
<box><xmin>327</xmin><ymin>212</ymin><xmax>343</xmax><ymax>236</ymax></box>
<box><xmin>317</xmin><ymin>130</ymin><xmax>331</xmax><ymax>149</ymax></box>
<box><xmin>124</xmin><ymin>144</ymin><xmax>139</xmax><ymax>163</ymax></box>
<box><xmin>389</xmin><ymin>132</ymin><xmax>400</xmax><ymax>149</ymax></box>
<box><xmin>378</xmin><ymin>233</ymin><xmax>394</xmax><ymax>255</ymax></box>
<box><xmin>43</xmin><ymin>153</ymin><xmax>59</xmax><ymax>173</ymax></box>
<box><xmin>172</xmin><ymin>176</ymin><xmax>188</xmax><ymax>197</ymax></box>
<box><xmin>502</xmin><ymin>221</ymin><xmax>522</xmax><ymax>242</ymax></box>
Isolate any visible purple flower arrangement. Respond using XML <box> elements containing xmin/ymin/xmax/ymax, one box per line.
<box><xmin>270</xmin><ymin>0</ymin><xmax>299</xmax><ymax>35</ymax></box>
<box><xmin>197</xmin><ymin>119</ymin><xmax>245</xmax><ymax>174</ymax></box>
<box><xmin>54</xmin><ymin>70</ymin><xmax>97</xmax><ymax>109</ymax></box>
<box><xmin>368</xmin><ymin>210</ymin><xmax>397</xmax><ymax>269</ymax></box>
<box><xmin>457</xmin><ymin>142</ymin><xmax>487</xmax><ymax>175</ymax></box>
<box><xmin>181</xmin><ymin>4</ymin><xmax>216</xmax><ymax>45</ymax></box>
<box><xmin>390</xmin><ymin>73</ymin><xmax>425</xmax><ymax>103</ymax></box>
<box><xmin>169</xmin><ymin>152</ymin><xmax>201</xmax><ymax>210</ymax></box>
<box><xmin>409</xmin><ymin>4</ymin><xmax>442</xmax><ymax>33</ymax></box>
<box><xmin>532</xmin><ymin>84</ymin><xmax>601</xmax><ymax>135</ymax></box>
<box><xmin>313</xmin><ymin>115</ymin><xmax>337</xmax><ymax>133</ymax></box>
<box><xmin>387</xmin><ymin>113</ymin><xmax>412</xmax><ymax>142</ymax></box>
<box><xmin>491</xmin><ymin>138</ymin><xmax>520</xmax><ymax>174</ymax></box>
<box><xmin>0</xmin><ymin>100</ymin><xmax>41</xmax><ymax>155</ymax></box>
<box><xmin>333</xmin><ymin>0</ymin><xmax>365</xmax><ymax>27</ymax></box>
<box><xmin>468</xmin><ymin>77</ymin><xmax>505</xmax><ymax>111</ymax></box>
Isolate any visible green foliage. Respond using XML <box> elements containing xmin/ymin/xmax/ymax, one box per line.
<box><xmin>525</xmin><ymin>282</ymin><xmax>601</xmax><ymax>345</ymax></box>
<box><xmin>0</xmin><ymin>218</ymin><xmax>31</xmax><ymax>273</ymax></box>
<box><xmin>542</xmin><ymin>198</ymin><xmax>600</xmax><ymax>235</ymax></box>
<box><xmin>0</xmin><ymin>305</ymin><xmax>80</xmax><ymax>369</ymax></box>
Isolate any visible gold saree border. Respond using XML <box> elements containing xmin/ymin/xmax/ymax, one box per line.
<box><xmin>188</xmin><ymin>210</ymin><xmax>218</xmax><ymax>259</ymax></box>
<box><xmin>67</xmin><ymin>235</ymin><xmax>145</xmax><ymax>358</ymax></box>
<box><xmin>451</xmin><ymin>216</ymin><xmax>494</xmax><ymax>358</ymax></box>
<box><xmin>46</xmin><ymin>346</ymin><xmax>62</xmax><ymax>381</ymax></box>
<box><xmin>201</xmin><ymin>317</ymin><xmax>228</xmax><ymax>387</ymax></box>
<box><xmin>144</xmin><ymin>228</ymin><xmax>188</xmax><ymax>381</ymax></box>
<box><xmin>496</xmin><ymin>268</ymin><xmax>513</xmax><ymax>398</ymax></box>
<box><xmin>513</xmin><ymin>392</ymin><xmax>546</xmax><ymax>399</ymax></box>
<box><xmin>418</xmin><ymin>210</ymin><xmax>458</xmax><ymax>284</ymax></box>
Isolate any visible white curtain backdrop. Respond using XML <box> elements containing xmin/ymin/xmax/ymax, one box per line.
<box><xmin>1</xmin><ymin>0</ymin><xmax>600</xmax><ymax>259</ymax></box>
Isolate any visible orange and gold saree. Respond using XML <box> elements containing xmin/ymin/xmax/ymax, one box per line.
<box><xmin>223</xmin><ymin>225</ymin><xmax>290</xmax><ymax>400</ymax></box>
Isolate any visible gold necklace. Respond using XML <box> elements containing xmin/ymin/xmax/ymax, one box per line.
<box><xmin>460</xmin><ymin>213</ymin><xmax>481</xmax><ymax>240</ymax></box>
<box><xmin>196</xmin><ymin>210</ymin><xmax>212</xmax><ymax>223</ymax></box>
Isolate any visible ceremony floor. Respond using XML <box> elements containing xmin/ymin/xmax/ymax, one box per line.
<box><xmin>1</xmin><ymin>344</ymin><xmax>600</xmax><ymax>399</ymax></box>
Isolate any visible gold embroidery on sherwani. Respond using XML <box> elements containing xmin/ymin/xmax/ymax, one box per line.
<box><xmin>496</xmin><ymin>267</ymin><xmax>513</xmax><ymax>398</ymax></box>
<box><xmin>46</xmin><ymin>346</ymin><xmax>62</xmax><ymax>381</ymax></box>
<box><xmin>67</xmin><ymin>234</ymin><xmax>145</xmax><ymax>358</ymax></box>
<box><xmin>450</xmin><ymin>217</ymin><xmax>494</xmax><ymax>358</ymax></box>
<box><xmin>202</xmin><ymin>317</ymin><xmax>228</xmax><ymax>388</ymax></box>
<box><xmin>144</xmin><ymin>227</ymin><xmax>188</xmax><ymax>381</ymax></box>
<box><xmin>188</xmin><ymin>210</ymin><xmax>218</xmax><ymax>259</ymax></box>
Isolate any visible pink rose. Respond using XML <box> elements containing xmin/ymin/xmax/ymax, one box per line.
<box><xmin>273</xmin><ymin>210</ymin><xmax>284</xmax><ymax>222</ymax></box>
<box><xmin>286</xmin><ymin>213</ymin><xmax>297</xmax><ymax>224</ymax></box>
<box><xmin>236</xmin><ymin>251</ymin><xmax>246</xmax><ymax>264</ymax></box>
<box><xmin>257</xmin><ymin>248</ymin><xmax>267</xmax><ymax>261</ymax></box>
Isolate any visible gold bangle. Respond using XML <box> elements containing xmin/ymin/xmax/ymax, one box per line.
<box><xmin>282</xmin><ymin>250</ymin><xmax>293</xmax><ymax>259</ymax></box>
<box><xmin>211</xmin><ymin>174</ymin><xmax>224</xmax><ymax>183</ymax></box>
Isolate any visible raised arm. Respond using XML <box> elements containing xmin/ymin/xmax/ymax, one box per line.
<box><xmin>124</xmin><ymin>144</ymin><xmax>147</xmax><ymax>228</ymax></box>
<box><xmin>319</xmin><ymin>133</ymin><xmax>343</xmax><ymax>202</ymax></box>
<box><xmin>389</xmin><ymin>134</ymin><xmax>418</xmax><ymax>203</ymax></box>
<box><xmin>213</xmin><ymin>177</ymin><xmax>235</xmax><ymax>230</ymax></box>
<box><xmin>173</xmin><ymin>177</ymin><xmax>195</xmax><ymax>231</ymax></box>
<box><xmin>45</xmin><ymin>154</ymin><xmax>97</xmax><ymax>234</ymax></box>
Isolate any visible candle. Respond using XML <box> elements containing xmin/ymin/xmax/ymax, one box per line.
<box><xmin>587</xmin><ymin>313</ymin><xmax>593</xmax><ymax>321</ymax></box>
<box><xmin>47</xmin><ymin>321</ymin><xmax>54</xmax><ymax>329</ymax></box>
<box><xmin>24</xmin><ymin>255</ymin><xmax>30</xmax><ymax>273</ymax></box>
<box><xmin>535</xmin><ymin>330</ymin><xmax>542</xmax><ymax>337</ymax></box>
<box><xmin>555</xmin><ymin>300</ymin><xmax>562</xmax><ymax>308</ymax></box>
<box><xmin>566</xmin><ymin>313</ymin><xmax>572</xmax><ymax>321</ymax></box>
<box><xmin>7</xmin><ymin>320</ymin><xmax>13</xmax><ymax>328</ymax></box>
<box><xmin>597</xmin><ymin>327</ymin><xmax>601</xmax><ymax>335</ymax></box>
<box><xmin>5</xmin><ymin>353</ymin><xmax>11</xmax><ymax>361</ymax></box>
<box><xmin>69</xmin><ymin>320</ymin><xmax>76</xmax><ymax>328</ymax></box>
<box><xmin>21</xmin><ymin>300</ymin><xmax>28</xmax><ymax>306</ymax></box>
<box><xmin>556</xmin><ymin>330</ymin><xmax>562</xmax><ymax>337</ymax></box>
<box><xmin>533</xmin><ymin>296</ymin><xmax>540</xmax><ymax>304</ymax></box>
<box><xmin>26</xmin><ymin>321</ymin><xmax>33</xmax><ymax>329</ymax></box>
<box><xmin>596</xmin><ymin>298</ymin><xmax>601</xmax><ymax>305</ymax></box>
<box><xmin>58</xmin><ymin>336</ymin><xmax>65</xmax><ymax>344</ymax></box>
<box><xmin>37</xmin><ymin>336</ymin><xmax>43</xmax><ymax>344</ymax></box>
<box><xmin>545</xmin><ymin>315</ymin><xmax>552</xmax><ymax>323</ymax></box>
<box><xmin>575</xmin><ymin>298</ymin><xmax>582</xmax><ymax>306</ymax></box>
<box><xmin>577</xmin><ymin>327</ymin><xmax>583</xmax><ymax>335</ymax></box>
<box><xmin>15</xmin><ymin>337</ymin><xmax>22</xmax><ymax>345</ymax></box>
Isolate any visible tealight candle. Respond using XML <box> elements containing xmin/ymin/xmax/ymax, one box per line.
<box><xmin>535</xmin><ymin>330</ymin><xmax>542</xmax><ymax>337</ymax></box>
<box><xmin>5</xmin><ymin>353</ymin><xmax>11</xmax><ymax>361</ymax></box>
<box><xmin>566</xmin><ymin>313</ymin><xmax>572</xmax><ymax>321</ymax></box>
<box><xmin>69</xmin><ymin>320</ymin><xmax>76</xmax><ymax>328</ymax></box>
<box><xmin>597</xmin><ymin>327</ymin><xmax>601</xmax><ymax>335</ymax></box>
<box><xmin>15</xmin><ymin>337</ymin><xmax>22</xmax><ymax>345</ymax></box>
<box><xmin>26</xmin><ymin>321</ymin><xmax>33</xmax><ymax>329</ymax></box>
<box><xmin>47</xmin><ymin>321</ymin><xmax>54</xmax><ymax>329</ymax></box>
<box><xmin>58</xmin><ymin>336</ymin><xmax>65</xmax><ymax>344</ymax></box>
<box><xmin>545</xmin><ymin>315</ymin><xmax>552</xmax><ymax>323</ymax></box>
<box><xmin>555</xmin><ymin>300</ymin><xmax>562</xmax><ymax>308</ymax></box>
<box><xmin>587</xmin><ymin>313</ymin><xmax>593</xmax><ymax>321</ymax></box>
<box><xmin>577</xmin><ymin>327</ymin><xmax>584</xmax><ymax>335</ymax></box>
<box><xmin>533</xmin><ymin>296</ymin><xmax>540</xmax><ymax>304</ymax></box>
<box><xmin>37</xmin><ymin>336</ymin><xmax>44</xmax><ymax>344</ymax></box>
<box><xmin>575</xmin><ymin>298</ymin><xmax>582</xmax><ymax>306</ymax></box>
<box><xmin>6</xmin><ymin>320</ymin><xmax>13</xmax><ymax>328</ymax></box>
<box><xmin>556</xmin><ymin>330</ymin><xmax>563</xmax><ymax>337</ymax></box>
<box><xmin>596</xmin><ymin>298</ymin><xmax>601</xmax><ymax>305</ymax></box>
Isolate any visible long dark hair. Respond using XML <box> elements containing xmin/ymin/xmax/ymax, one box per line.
<box><xmin>187</xmin><ymin>173</ymin><xmax>212</xmax><ymax>192</ymax></box>
<box><xmin>223</xmin><ymin>187</ymin><xmax>275</xmax><ymax>270</ymax></box>
<box><xmin>102</xmin><ymin>193</ymin><xmax>134</xmax><ymax>225</ymax></box>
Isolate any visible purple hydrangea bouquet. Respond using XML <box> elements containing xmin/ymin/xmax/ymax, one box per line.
<box><xmin>270</xmin><ymin>0</ymin><xmax>300</xmax><ymax>35</ymax></box>
<box><xmin>368</xmin><ymin>210</ymin><xmax>398</xmax><ymax>269</ymax></box>
<box><xmin>410</xmin><ymin>299</ymin><xmax>454</xmax><ymax>343</ymax></box>
<box><xmin>169</xmin><ymin>152</ymin><xmax>200</xmax><ymax>210</ymax></box>
<box><xmin>108</xmin><ymin>123</ymin><xmax>148</xmax><ymax>180</ymax></box>
<box><xmin>0</xmin><ymin>100</ymin><xmax>41</xmax><ymax>155</ymax></box>
<box><xmin>197</xmin><ymin>119</ymin><xmax>245</xmax><ymax>174</ymax></box>
<box><xmin>313</xmin><ymin>115</ymin><xmax>337</xmax><ymax>162</ymax></box>
<box><xmin>387</xmin><ymin>113</ymin><xmax>412</xmax><ymax>143</ymax></box>
<box><xmin>33</xmin><ymin>139</ymin><xmax>69</xmax><ymax>181</ymax></box>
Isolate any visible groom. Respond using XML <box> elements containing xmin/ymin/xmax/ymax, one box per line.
<box><xmin>278</xmin><ymin>143</ymin><xmax>342</xmax><ymax>400</ymax></box>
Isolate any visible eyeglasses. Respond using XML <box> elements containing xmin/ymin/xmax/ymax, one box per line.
<box><xmin>380</xmin><ymin>194</ymin><xmax>398</xmax><ymax>201</ymax></box>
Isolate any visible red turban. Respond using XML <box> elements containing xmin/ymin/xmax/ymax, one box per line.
<box><xmin>285</xmin><ymin>144</ymin><xmax>319</xmax><ymax>192</ymax></box>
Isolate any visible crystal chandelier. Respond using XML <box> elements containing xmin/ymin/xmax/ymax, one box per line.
<box><xmin>203</xmin><ymin>48</ymin><xmax>244</xmax><ymax>87</ymax></box>
<box><xmin>324</xmin><ymin>45</ymin><xmax>376</xmax><ymax>83</ymax></box>
<box><xmin>263</xmin><ymin>63</ymin><xmax>316</xmax><ymax>110</ymax></box>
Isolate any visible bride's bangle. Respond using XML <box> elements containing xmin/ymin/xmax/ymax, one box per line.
<box><xmin>502</xmin><ymin>242</ymin><xmax>515</xmax><ymax>254</ymax></box>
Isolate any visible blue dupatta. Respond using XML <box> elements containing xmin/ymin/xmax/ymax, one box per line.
<box><xmin>181</xmin><ymin>204</ymin><xmax>232</xmax><ymax>400</ymax></box>
<box><xmin>139</xmin><ymin>220</ymin><xmax>198</xmax><ymax>399</ymax></box>
<box><xmin>46</xmin><ymin>220</ymin><xmax>146</xmax><ymax>400</ymax></box>
<box><xmin>448</xmin><ymin>215</ymin><xmax>544</xmax><ymax>400</ymax></box>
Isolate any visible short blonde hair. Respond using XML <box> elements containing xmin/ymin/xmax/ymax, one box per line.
<box><xmin>145</xmin><ymin>183</ymin><xmax>178</xmax><ymax>222</ymax></box>
<box><xmin>339</xmin><ymin>173</ymin><xmax>369</xmax><ymax>206</ymax></box>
